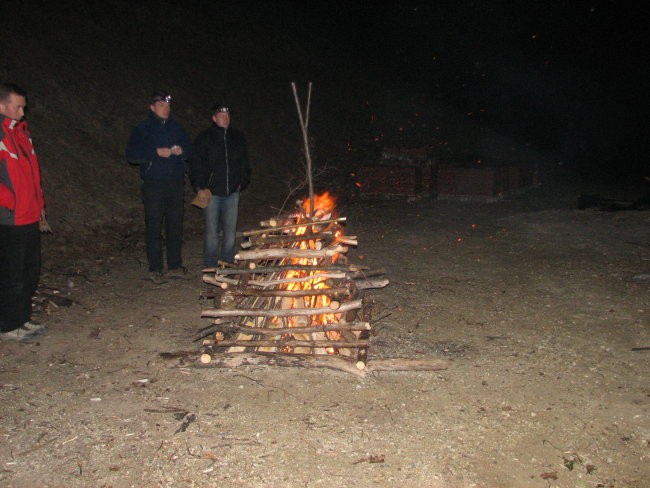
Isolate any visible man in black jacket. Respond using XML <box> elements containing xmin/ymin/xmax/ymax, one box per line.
<box><xmin>126</xmin><ymin>90</ymin><xmax>192</xmax><ymax>283</ymax></box>
<box><xmin>190</xmin><ymin>104</ymin><xmax>251</xmax><ymax>266</ymax></box>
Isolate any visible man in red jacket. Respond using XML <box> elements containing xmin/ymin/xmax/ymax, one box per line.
<box><xmin>0</xmin><ymin>82</ymin><xmax>47</xmax><ymax>341</ymax></box>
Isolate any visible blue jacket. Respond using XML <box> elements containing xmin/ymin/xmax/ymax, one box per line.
<box><xmin>125</xmin><ymin>112</ymin><xmax>192</xmax><ymax>180</ymax></box>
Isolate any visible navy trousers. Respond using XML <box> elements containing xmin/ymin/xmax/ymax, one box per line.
<box><xmin>0</xmin><ymin>223</ymin><xmax>41</xmax><ymax>332</ymax></box>
<box><xmin>142</xmin><ymin>178</ymin><xmax>184</xmax><ymax>272</ymax></box>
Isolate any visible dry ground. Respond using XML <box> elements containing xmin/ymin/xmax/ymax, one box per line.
<box><xmin>1</xmin><ymin>186</ymin><xmax>648</xmax><ymax>488</ymax></box>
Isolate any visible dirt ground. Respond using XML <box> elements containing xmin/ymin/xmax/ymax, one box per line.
<box><xmin>1</xmin><ymin>185</ymin><xmax>648</xmax><ymax>488</ymax></box>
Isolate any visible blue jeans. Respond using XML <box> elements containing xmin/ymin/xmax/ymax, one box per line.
<box><xmin>203</xmin><ymin>192</ymin><xmax>239</xmax><ymax>266</ymax></box>
<box><xmin>142</xmin><ymin>179</ymin><xmax>184</xmax><ymax>272</ymax></box>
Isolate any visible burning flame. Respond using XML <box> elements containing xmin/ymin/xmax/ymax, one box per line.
<box><xmin>274</xmin><ymin>191</ymin><xmax>344</xmax><ymax>353</ymax></box>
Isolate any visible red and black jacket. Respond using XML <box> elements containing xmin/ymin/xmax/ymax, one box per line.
<box><xmin>0</xmin><ymin>114</ymin><xmax>44</xmax><ymax>226</ymax></box>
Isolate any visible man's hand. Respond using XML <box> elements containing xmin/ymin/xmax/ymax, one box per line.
<box><xmin>157</xmin><ymin>147</ymin><xmax>172</xmax><ymax>158</ymax></box>
<box><xmin>39</xmin><ymin>209</ymin><xmax>52</xmax><ymax>233</ymax></box>
<box><xmin>170</xmin><ymin>145</ymin><xmax>183</xmax><ymax>156</ymax></box>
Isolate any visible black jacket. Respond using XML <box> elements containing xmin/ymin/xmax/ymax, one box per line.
<box><xmin>125</xmin><ymin>113</ymin><xmax>192</xmax><ymax>180</ymax></box>
<box><xmin>189</xmin><ymin>125</ymin><xmax>251</xmax><ymax>196</ymax></box>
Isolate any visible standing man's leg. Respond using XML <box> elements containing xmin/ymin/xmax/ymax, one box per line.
<box><xmin>142</xmin><ymin>180</ymin><xmax>165</xmax><ymax>273</ymax></box>
<box><xmin>203</xmin><ymin>195</ymin><xmax>222</xmax><ymax>267</ymax></box>
<box><xmin>0</xmin><ymin>224</ymin><xmax>40</xmax><ymax>333</ymax></box>
<box><xmin>165</xmin><ymin>178</ymin><xmax>184</xmax><ymax>271</ymax></box>
<box><xmin>220</xmin><ymin>191</ymin><xmax>240</xmax><ymax>264</ymax></box>
<box><xmin>20</xmin><ymin>224</ymin><xmax>41</xmax><ymax>325</ymax></box>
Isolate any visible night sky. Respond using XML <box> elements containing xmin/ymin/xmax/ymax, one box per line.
<box><xmin>281</xmin><ymin>1</ymin><xmax>646</xmax><ymax>180</ymax></box>
<box><xmin>5</xmin><ymin>1</ymin><xmax>647</xmax><ymax>183</ymax></box>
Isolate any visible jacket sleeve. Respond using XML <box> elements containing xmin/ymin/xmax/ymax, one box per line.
<box><xmin>0</xmin><ymin>182</ymin><xmax>16</xmax><ymax>210</ymax></box>
<box><xmin>178</xmin><ymin>125</ymin><xmax>193</xmax><ymax>160</ymax></box>
<box><xmin>125</xmin><ymin>122</ymin><xmax>155</xmax><ymax>164</ymax></box>
<box><xmin>239</xmin><ymin>133</ymin><xmax>251</xmax><ymax>191</ymax></box>
<box><xmin>189</xmin><ymin>134</ymin><xmax>208</xmax><ymax>190</ymax></box>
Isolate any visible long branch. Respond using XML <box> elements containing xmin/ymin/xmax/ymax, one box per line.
<box><xmin>206</xmin><ymin>322</ymin><xmax>371</xmax><ymax>336</ymax></box>
<box><xmin>235</xmin><ymin>245</ymin><xmax>347</xmax><ymax>261</ymax></box>
<box><xmin>201</xmin><ymin>299</ymin><xmax>362</xmax><ymax>318</ymax></box>
<box><xmin>241</xmin><ymin>217</ymin><xmax>346</xmax><ymax>237</ymax></box>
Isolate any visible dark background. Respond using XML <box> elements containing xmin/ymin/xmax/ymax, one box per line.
<box><xmin>2</xmin><ymin>0</ymin><xmax>647</xmax><ymax>236</ymax></box>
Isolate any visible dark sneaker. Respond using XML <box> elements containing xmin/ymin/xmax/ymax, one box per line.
<box><xmin>23</xmin><ymin>322</ymin><xmax>47</xmax><ymax>336</ymax></box>
<box><xmin>0</xmin><ymin>325</ymin><xmax>39</xmax><ymax>342</ymax></box>
<box><xmin>168</xmin><ymin>266</ymin><xmax>192</xmax><ymax>280</ymax></box>
<box><xmin>150</xmin><ymin>271</ymin><xmax>168</xmax><ymax>285</ymax></box>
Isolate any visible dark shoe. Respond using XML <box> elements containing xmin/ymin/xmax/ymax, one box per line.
<box><xmin>149</xmin><ymin>271</ymin><xmax>168</xmax><ymax>285</ymax></box>
<box><xmin>0</xmin><ymin>325</ymin><xmax>39</xmax><ymax>342</ymax></box>
<box><xmin>168</xmin><ymin>266</ymin><xmax>192</xmax><ymax>280</ymax></box>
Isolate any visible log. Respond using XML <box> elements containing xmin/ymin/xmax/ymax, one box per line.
<box><xmin>201</xmin><ymin>299</ymin><xmax>362</xmax><ymax>318</ymax></box>
<box><xmin>207</xmin><ymin>339</ymin><xmax>368</xmax><ymax>348</ymax></box>
<box><xmin>242</xmin><ymin>217</ymin><xmax>347</xmax><ymax>237</ymax></box>
<box><xmin>205</xmin><ymin>321</ymin><xmax>371</xmax><ymax>336</ymax></box>
<box><xmin>248</xmin><ymin>272</ymin><xmax>346</xmax><ymax>288</ymax></box>
<box><xmin>366</xmin><ymin>358</ymin><xmax>448</xmax><ymax>372</ymax></box>
<box><xmin>235</xmin><ymin>245</ymin><xmax>347</xmax><ymax>261</ymax></box>
<box><xmin>195</xmin><ymin>352</ymin><xmax>366</xmax><ymax>377</ymax></box>
<box><xmin>212</xmin><ymin>264</ymin><xmax>358</xmax><ymax>276</ymax></box>
<box><xmin>354</xmin><ymin>278</ymin><xmax>390</xmax><ymax>290</ymax></box>
<box><xmin>347</xmin><ymin>268</ymin><xmax>387</xmax><ymax>279</ymax></box>
<box><xmin>203</xmin><ymin>275</ymin><xmax>239</xmax><ymax>287</ymax></box>
<box><xmin>234</xmin><ymin>287</ymin><xmax>351</xmax><ymax>299</ymax></box>
<box><xmin>161</xmin><ymin>352</ymin><xmax>449</xmax><ymax>377</ymax></box>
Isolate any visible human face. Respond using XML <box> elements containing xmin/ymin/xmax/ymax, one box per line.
<box><xmin>0</xmin><ymin>93</ymin><xmax>27</xmax><ymax>121</ymax></box>
<box><xmin>213</xmin><ymin>112</ymin><xmax>230</xmax><ymax>129</ymax></box>
<box><xmin>150</xmin><ymin>100</ymin><xmax>171</xmax><ymax>120</ymax></box>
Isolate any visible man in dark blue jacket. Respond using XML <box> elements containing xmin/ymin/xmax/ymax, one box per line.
<box><xmin>190</xmin><ymin>103</ymin><xmax>251</xmax><ymax>266</ymax></box>
<box><xmin>126</xmin><ymin>90</ymin><xmax>192</xmax><ymax>283</ymax></box>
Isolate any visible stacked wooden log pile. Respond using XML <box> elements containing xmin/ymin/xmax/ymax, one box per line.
<box><xmin>196</xmin><ymin>194</ymin><xmax>391</xmax><ymax>375</ymax></box>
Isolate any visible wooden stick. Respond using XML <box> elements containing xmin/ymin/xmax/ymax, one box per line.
<box><xmin>207</xmin><ymin>339</ymin><xmax>368</xmax><ymax>348</ymax></box>
<box><xmin>213</xmin><ymin>264</ymin><xmax>357</xmax><ymax>276</ymax></box>
<box><xmin>201</xmin><ymin>299</ymin><xmax>362</xmax><ymax>318</ymax></box>
<box><xmin>354</xmin><ymin>278</ymin><xmax>390</xmax><ymax>290</ymax></box>
<box><xmin>162</xmin><ymin>352</ymin><xmax>449</xmax><ymax>377</ymax></box>
<box><xmin>234</xmin><ymin>287</ymin><xmax>351</xmax><ymax>298</ymax></box>
<box><xmin>196</xmin><ymin>352</ymin><xmax>367</xmax><ymax>377</ymax></box>
<box><xmin>203</xmin><ymin>275</ymin><xmax>240</xmax><ymax>287</ymax></box>
<box><xmin>291</xmin><ymin>81</ymin><xmax>314</xmax><ymax>217</ymax></box>
<box><xmin>241</xmin><ymin>217</ymin><xmax>346</xmax><ymax>237</ymax></box>
<box><xmin>367</xmin><ymin>358</ymin><xmax>448</xmax><ymax>372</ymax></box>
<box><xmin>235</xmin><ymin>245</ymin><xmax>347</xmax><ymax>261</ymax></box>
<box><xmin>206</xmin><ymin>322</ymin><xmax>371</xmax><ymax>336</ymax></box>
<box><xmin>247</xmin><ymin>272</ymin><xmax>346</xmax><ymax>288</ymax></box>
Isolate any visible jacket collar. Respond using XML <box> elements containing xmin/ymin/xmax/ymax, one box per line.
<box><xmin>0</xmin><ymin>114</ymin><xmax>24</xmax><ymax>130</ymax></box>
<box><xmin>148</xmin><ymin>111</ymin><xmax>173</xmax><ymax>125</ymax></box>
